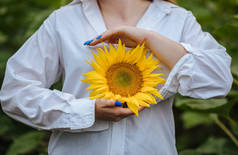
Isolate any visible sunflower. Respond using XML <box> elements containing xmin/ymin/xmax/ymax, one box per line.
<box><xmin>82</xmin><ymin>40</ymin><xmax>165</xmax><ymax>116</ymax></box>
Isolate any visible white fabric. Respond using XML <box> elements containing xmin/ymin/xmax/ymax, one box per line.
<box><xmin>0</xmin><ymin>0</ymin><xmax>233</xmax><ymax>155</ymax></box>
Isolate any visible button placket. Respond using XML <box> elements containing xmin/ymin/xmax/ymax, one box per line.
<box><xmin>109</xmin><ymin>119</ymin><xmax>127</xmax><ymax>155</ymax></box>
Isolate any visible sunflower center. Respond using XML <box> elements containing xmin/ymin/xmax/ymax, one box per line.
<box><xmin>115</xmin><ymin>71</ymin><xmax>132</xmax><ymax>87</ymax></box>
<box><xmin>106</xmin><ymin>63</ymin><xmax>143</xmax><ymax>97</ymax></box>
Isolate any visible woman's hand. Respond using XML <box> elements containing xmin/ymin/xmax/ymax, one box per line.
<box><xmin>87</xmin><ymin>26</ymin><xmax>149</xmax><ymax>48</ymax></box>
<box><xmin>85</xmin><ymin>26</ymin><xmax>187</xmax><ymax>69</ymax></box>
<box><xmin>95</xmin><ymin>99</ymin><xmax>145</xmax><ymax>122</ymax></box>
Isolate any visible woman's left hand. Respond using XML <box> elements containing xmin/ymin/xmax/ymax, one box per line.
<box><xmin>85</xmin><ymin>26</ymin><xmax>150</xmax><ymax>48</ymax></box>
<box><xmin>84</xmin><ymin>26</ymin><xmax>187</xmax><ymax>69</ymax></box>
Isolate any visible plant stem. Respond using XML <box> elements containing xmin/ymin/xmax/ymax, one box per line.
<box><xmin>226</xmin><ymin>116</ymin><xmax>238</xmax><ymax>129</ymax></box>
<box><xmin>215</xmin><ymin>118</ymin><xmax>238</xmax><ymax>147</ymax></box>
<box><xmin>234</xmin><ymin>79</ymin><xmax>238</xmax><ymax>87</ymax></box>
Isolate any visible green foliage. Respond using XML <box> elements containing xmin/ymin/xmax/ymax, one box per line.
<box><xmin>181</xmin><ymin>112</ymin><xmax>214</xmax><ymax>129</ymax></box>
<box><xmin>176</xmin><ymin>98</ymin><xmax>228</xmax><ymax>111</ymax></box>
<box><xmin>0</xmin><ymin>0</ymin><xmax>238</xmax><ymax>154</ymax></box>
<box><xmin>0</xmin><ymin>1</ymin><xmax>63</xmax><ymax>154</ymax></box>
<box><xmin>175</xmin><ymin>0</ymin><xmax>238</xmax><ymax>153</ymax></box>
<box><xmin>6</xmin><ymin>132</ymin><xmax>45</xmax><ymax>155</ymax></box>
<box><xmin>180</xmin><ymin>137</ymin><xmax>238</xmax><ymax>155</ymax></box>
<box><xmin>176</xmin><ymin>0</ymin><xmax>238</xmax><ymax>155</ymax></box>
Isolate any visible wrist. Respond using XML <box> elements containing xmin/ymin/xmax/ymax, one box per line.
<box><xmin>143</xmin><ymin>30</ymin><xmax>158</xmax><ymax>48</ymax></box>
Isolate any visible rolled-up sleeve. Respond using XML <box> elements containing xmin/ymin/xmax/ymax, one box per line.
<box><xmin>0</xmin><ymin>11</ymin><xmax>96</xmax><ymax>131</ymax></box>
<box><xmin>161</xmin><ymin>11</ymin><xmax>233</xmax><ymax>99</ymax></box>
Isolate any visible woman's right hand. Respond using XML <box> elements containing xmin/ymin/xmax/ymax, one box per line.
<box><xmin>95</xmin><ymin>99</ymin><xmax>145</xmax><ymax>122</ymax></box>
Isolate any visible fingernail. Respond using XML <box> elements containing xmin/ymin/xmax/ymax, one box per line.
<box><xmin>123</xmin><ymin>102</ymin><xmax>128</xmax><ymax>108</ymax></box>
<box><xmin>115</xmin><ymin>101</ymin><xmax>122</xmax><ymax>107</ymax></box>
<box><xmin>96</xmin><ymin>35</ymin><xmax>103</xmax><ymax>39</ymax></box>
<box><xmin>83</xmin><ymin>40</ymin><xmax>94</xmax><ymax>46</ymax></box>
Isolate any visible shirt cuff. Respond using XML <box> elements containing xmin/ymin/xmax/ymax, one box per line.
<box><xmin>180</xmin><ymin>42</ymin><xmax>203</xmax><ymax>56</ymax></box>
<box><xmin>49</xmin><ymin>97</ymin><xmax>95</xmax><ymax>130</ymax></box>
<box><xmin>54</xmin><ymin>98</ymin><xmax>109</xmax><ymax>132</ymax></box>
<box><xmin>157</xmin><ymin>43</ymin><xmax>193</xmax><ymax>102</ymax></box>
<box><xmin>70</xmin><ymin>98</ymin><xmax>110</xmax><ymax>132</ymax></box>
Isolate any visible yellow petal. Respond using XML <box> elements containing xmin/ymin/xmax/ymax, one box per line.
<box><xmin>143</xmin><ymin>81</ymin><xmax>160</xmax><ymax>87</ymax></box>
<box><xmin>89</xmin><ymin>90</ymin><xmax>99</xmax><ymax>97</ymax></box>
<box><xmin>90</xmin><ymin>93</ymin><xmax>105</xmax><ymax>100</ymax></box>
<box><xmin>81</xmin><ymin>78</ymin><xmax>106</xmax><ymax>84</ymax></box>
<box><xmin>138</xmin><ymin>100</ymin><xmax>150</xmax><ymax>107</ymax></box>
<box><xmin>96</xmin><ymin>48</ymin><xmax>110</xmax><ymax>68</ymax></box>
<box><xmin>127</xmin><ymin>101</ymin><xmax>139</xmax><ymax>116</ymax></box>
<box><xmin>151</xmin><ymin>90</ymin><xmax>164</xmax><ymax>100</ymax></box>
<box><xmin>103</xmin><ymin>92</ymin><xmax>114</xmax><ymax>99</ymax></box>
<box><xmin>102</xmin><ymin>42</ymin><xmax>109</xmax><ymax>53</ymax></box>
<box><xmin>135</xmin><ymin>92</ymin><xmax>157</xmax><ymax>104</ymax></box>
<box><xmin>109</xmin><ymin>44</ymin><xmax>118</xmax><ymax>63</ymax></box>
<box><xmin>116</xmin><ymin>39</ymin><xmax>126</xmax><ymax>62</ymax></box>
<box><xmin>86</xmin><ymin>84</ymin><xmax>104</xmax><ymax>90</ymax></box>
<box><xmin>87</xmin><ymin>59</ymin><xmax>105</xmax><ymax>75</ymax></box>
<box><xmin>92</xmin><ymin>49</ymin><xmax>108</xmax><ymax>68</ymax></box>
<box><xmin>83</xmin><ymin>71</ymin><xmax>105</xmax><ymax>80</ymax></box>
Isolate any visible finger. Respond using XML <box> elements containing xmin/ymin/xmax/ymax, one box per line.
<box><xmin>89</xmin><ymin>29</ymin><xmax>121</xmax><ymax>46</ymax></box>
<box><xmin>118</xmin><ymin>108</ymin><xmax>134</xmax><ymax>117</ymax></box>
<box><xmin>103</xmin><ymin>99</ymin><xmax>116</xmax><ymax>107</ymax></box>
<box><xmin>115</xmin><ymin>106</ymin><xmax>144</xmax><ymax>117</ymax></box>
<box><xmin>88</xmin><ymin>31</ymin><xmax>113</xmax><ymax>46</ymax></box>
<box><xmin>138</xmin><ymin>106</ymin><xmax>146</xmax><ymax>112</ymax></box>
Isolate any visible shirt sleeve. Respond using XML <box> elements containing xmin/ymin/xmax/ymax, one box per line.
<box><xmin>160</xmin><ymin>11</ymin><xmax>233</xmax><ymax>100</ymax></box>
<box><xmin>0</xmin><ymin>11</ymin><xmax>97</xmax><ymax>132</ymax></box>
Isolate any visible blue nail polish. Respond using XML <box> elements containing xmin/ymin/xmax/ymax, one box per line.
<box><xmin>96</xmin><ymin>35</ymin><xmax>103</xmax><ymax>39</ymax></box>
<box><xmin>83</xmin><ymin>41</ymin><xmax>88</xmax><ymax>46</ymax></box>
<box><xmin>115</xmin><ymin>101</ymin><xmax>122</xmax><ymax>107</ymax></box>
<box><xmin>123</xmin><ymin>102</ymin><xmax>128</xmax><ymax>108</ymax></box>
<box><xmin>83</xmin><ymin>40</ymin><xmax>94</xmax><ymax>46</ymax></box>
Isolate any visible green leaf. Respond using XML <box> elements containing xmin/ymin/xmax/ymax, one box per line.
<box><xmin>0</xmin><ymin>114</ymin><xmax>13</xmax><ymax>136</ymax></box>
<box><xmin>181</xmin><ymin>112</ymin><xmax>214</xmax><ymax>129</ymax></box>
<box><xmin>228</xmin><ymin>90</ymin><xmax>238</xmax><ymax>98</ymax></box>
<box><xmin>6</xmin><ymin>131</ymin><xmax>45</xmax><ymax>155</ymax></box>
<box><xmin>221</xmin><ymin>141</ymin><xmax>238</xmax><ymax>155</ymax></box>
<box><xmin>231</xmin><ymin>64</ymin><xmax>238</xmax><ymax>77</ymax></box>
<box><xmin>0</xmin><ymin>51</ymin><xmax>12</xmax><ymax>62</ymax></box>
<box><xmin>176</xmin><ymin>98</ymin><xmax>228</xmax><ymax>111</ymax></box>
<box><xmin>196</xmin><ymin>137</ymin><xmax>227</xmax><ymax>154</ymax></box>
<box><xmin>196</xmin><ymin>137</ymin><xmax>238</xmax><ymax>155</ymax></box>
<box><xmin>215</xmin><ymin>24</ymin><xmax>238</xmax><ymax>42</ymax></box>
<box><xmin>175</xmin><ymin>97</ymin><xmax>238</xmax><ymax>118</ymax></box>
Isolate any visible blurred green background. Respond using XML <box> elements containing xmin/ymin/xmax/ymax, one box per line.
<box><xmin>0</xmin><ymin>0</ymin><xmax>238</xmax><ymax>154</ymax></box>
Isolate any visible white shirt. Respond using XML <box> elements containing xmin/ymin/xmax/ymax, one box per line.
<box><xmin>0</xmin><ymin>0</ymin><xmax>233</xmax><ymax>155</ymax></box>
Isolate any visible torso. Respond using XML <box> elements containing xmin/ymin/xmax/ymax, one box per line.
<box><xmin>48</xmin><ymin>1</ymin><xmax>188</xmax><ymax>154</ymax></box>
